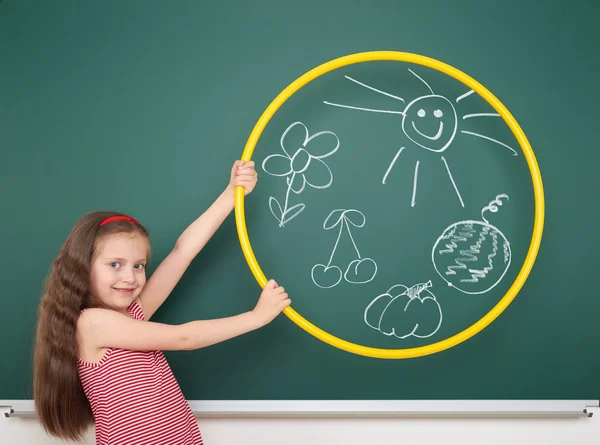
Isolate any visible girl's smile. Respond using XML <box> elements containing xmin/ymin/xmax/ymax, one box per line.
<box><xmin>113</xmin><ymin>287</ymin><xmax>137</xmax><ymax>296</ymax></box>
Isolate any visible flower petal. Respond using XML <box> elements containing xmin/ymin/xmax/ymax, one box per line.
<box><xmin>305</xmin><ymin>131</ymin><xmax>340</xmax><ymax>159</ymax></box>
<box><xmin>280</xmin><ymin>121</ymin><xmax>309</xmax><ymax>158</ymax></box>
<box><xmin>303</xmin><ymin>157</ymin><xmax>333</xmax><ymax>189</ymax></box>
<box><xmin>286</xmin><ymin>172</ymin><xmax>306</xmax><ymax>194</ymax></box>
<box><xmin>261</xmin><ymin>154</ymin><xmax>292</xmax><ymax>177</ymax></box>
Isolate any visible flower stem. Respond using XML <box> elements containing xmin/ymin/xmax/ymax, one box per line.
<box><xmin>281</xmin><ymin>172</ymin><xmax>296</xmax><ymax>225</ymax></box>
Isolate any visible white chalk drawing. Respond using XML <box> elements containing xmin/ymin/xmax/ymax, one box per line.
<box><xmin>262</xmin><ymin>121</ymin><xmax>340</xmax><ymax>227</ymax></box>
<box><xmin>311</xmin><ymin>209</ymin><xmax>377</xmax><ymax>288</ymax></box>
<box><xmin>324</xmin><ymin>70</ymin><xmax>518</xmax><ymax>207</ymax></box>
<box><xmin>431</xmin><ymin>194</ymin><xmax>511</xmax><ymax>294</ymax></box>
<box><xmin>364</xmin><ymin>280</ymin><xmax>442</xmax><ymax>339</ymax></box>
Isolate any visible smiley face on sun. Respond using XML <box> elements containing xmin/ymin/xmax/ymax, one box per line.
<box><xmin>324</xmin><ymin>68</ymin><xmax>517</xmax><ymax>207</ymax></box>
<box><xmin>402</xmin><ymin>94</ymin><xmax>457</xmax><ymax>153</ymax></box>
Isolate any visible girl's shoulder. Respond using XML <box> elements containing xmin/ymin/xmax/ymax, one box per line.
<box><xmin>76</xmin><ymin>299</ymin><xmax>146</xmax><ymax>366</ymax></box>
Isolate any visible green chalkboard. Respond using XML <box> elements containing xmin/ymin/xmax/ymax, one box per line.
<box><xmin>1</xmin><ymin>0</ymin><xmax>598</xmax><ymax>401</ymax></box>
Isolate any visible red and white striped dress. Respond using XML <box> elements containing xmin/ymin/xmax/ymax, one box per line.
<box><xmin>77</xmin><ymin>302</ymin><xmax>203</xmax><ymax>445</ymax></box>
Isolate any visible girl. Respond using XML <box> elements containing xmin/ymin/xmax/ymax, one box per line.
<box><xmin>33</xmin><ymin>160</ymin><xmax>290</xmax><ymax>444</ymax></box>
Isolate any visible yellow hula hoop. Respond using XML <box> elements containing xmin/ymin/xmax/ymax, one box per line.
<box><xmin>234</xmin><ymin>51</ymin><xmax>544</xmax><ymax>359</ymax></box>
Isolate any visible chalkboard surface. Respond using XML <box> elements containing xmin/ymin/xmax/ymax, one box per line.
<box><xmin>1</xmin><ymin>0</ymin><xmax>598</xmax><ymax>401</ymax></box>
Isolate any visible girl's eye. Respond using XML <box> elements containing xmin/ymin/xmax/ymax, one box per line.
<box><xmin>134</xmin><ymin>264</ymin><xmax>145</xmax><ymax>270</ymax></box>
<box><xmin>109</xmin><ymin>262</ymin><xmax>121</xmax><ymax>269</ymax></box>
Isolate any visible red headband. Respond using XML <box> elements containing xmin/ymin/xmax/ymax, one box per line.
<box><xmin>99</xmin><ymin>215</ymin><xmax>140</xmax><ymax>227</ymax></box>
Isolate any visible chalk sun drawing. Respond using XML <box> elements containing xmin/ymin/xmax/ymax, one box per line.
<box><xmin>311</xmin><ymin>209</ymin><xmax>377</xmax><ymax>289</ymax></box>
<box><xmin>431</xmin><ymin>194</ymin><xmax>511</xmax><ymax>295</ymax></box>
<box><xmin>364</xmin><ymin>280</ymin><xmax>442</xmax><ymax>339</ymax></box>
<box><xmin>324</xmin><ymin>70</ymin><xmax>518</xmax><ymax>207</ymax></box>
<box><xmin>262</xmin><ymin>121</ymin><xmax>340</xmax><ymax>227</ymax></box>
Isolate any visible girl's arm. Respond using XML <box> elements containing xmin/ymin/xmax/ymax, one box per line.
<box><xmin>79</xmin><ymin>280</ymin><xmax>289</xmax><ymax>352</ymax></box>
<box><xmin>138</xmin><ymin>160</ymin><xmax>257</xmax><ymax>320</ymax></box>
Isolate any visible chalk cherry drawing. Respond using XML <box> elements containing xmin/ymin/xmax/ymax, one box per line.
<box><xmin>364</xmin><ymin>280</ymin><xmax>442</xmax><ymax>339</ymax></box>
<box><xmin>324</xmin><ymin>70</ymin><xmax>517</xmax><ymax>207</ymax></box>
<box><xmin>311</xmin><ymin>209</ymin><xmax>377</xmax><ymax>289</ymax></box>
<box><xmin>431</xmin><ymin>194</ymin><xmax>511</xmax><ymax>294</ymax></box>
<box><xmin>262</xmin><ymin>121</ymin><xmax>340</xmax><ymax>227</ymax></box>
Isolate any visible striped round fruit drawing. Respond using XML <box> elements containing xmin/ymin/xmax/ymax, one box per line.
<box><xmin>431</xmin><ymin>195</ymin><xmax>511</xmax><ymax>295</ymax></box>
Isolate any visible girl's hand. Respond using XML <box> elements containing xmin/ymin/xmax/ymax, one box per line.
<box><xmin>252</xmin><ymin>279</ymin><xmax>291</xmax><ymax>327</ymax></box>
<box><xmin>228</xmin><ymin>160</ymin><xmax>258</xmax><ymax>196</ymax></box>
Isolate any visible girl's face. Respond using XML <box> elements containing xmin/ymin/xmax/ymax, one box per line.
<box><xmin>89</xmin><ymin>233</ymin><xmax>149</xmax><ymax>312</ymax></box>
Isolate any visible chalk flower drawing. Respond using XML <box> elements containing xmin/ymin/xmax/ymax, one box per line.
<box><xmin>262</xmin><ymin>121</ymin><xmax>340</xmax><ymax>227</ymax></box>
<box><xmin>324</xmin><ymin>70</ymin><xmax>517</xmax><ymax>207</ymax></box>
<box><xmin>364</xmin><ymin>280</ymin><xmax>442</xmax><ymax>339</ymax></box>
<box><xmin>431</xmin><ymin>194</ymin><xmax>511</xmax><ymax>295</ymax></box>
<box><xmin>311</xmin><ymin>209</ymin><xmax>377</xmax><ymax>289</ymax></box>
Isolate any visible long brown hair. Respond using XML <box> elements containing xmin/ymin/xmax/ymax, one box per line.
<box><xmin>33</xmin><ymin>211</ymin><xmax>150</xmax><ymax>440</ymax></box>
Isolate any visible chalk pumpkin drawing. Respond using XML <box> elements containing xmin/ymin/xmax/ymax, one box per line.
<box><xmin>365</xmin><ymin>280</ymin><xmax>442</xmax><ymax>339</ymax></box>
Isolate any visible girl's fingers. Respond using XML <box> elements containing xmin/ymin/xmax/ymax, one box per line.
<box><xmin>235</xmin><ymin>175</ymin><xmax>256</xmax><ymax>182</ymax></box>
<box><xmin>237</xmin><ymin>161</ymin><xmax>255</xmax><ymax>169</ymax></box>
<box><xmin>235</xmin><ymin>174</ymin><xmax>256</xmax><ymax>182</ymax></box>
<box><xmin>236</xmin><ymin>168</ymin><xmax>257</xmax><ymax>176</ymax></box>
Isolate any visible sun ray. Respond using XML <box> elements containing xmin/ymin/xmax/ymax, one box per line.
<box><xmin>461</xmin><ymin>130</ymin><xmax>518</xmax><ymax>156</ymax></box>
<box><xmin>462</xmin><ymin>113</ymin><xmax>500</xmax><ymax>120</ymax></box>
<box><xmin>344</xmin><ymin>75</ymin><xmax>405</xmax><ymax>102</ymax></box>
<box><xmin>323</xmin><ymin>101</ymin><xmax>405</xmax><ymax>115</ymax></box>
<box><xmin>456</xmin><ymin>90</ymin><xmax>475</xmax><ymax>102</ymax></box>
<box><xmin>382</xmin><ymin>147</ymin><xmax>405</xmax><ymax>184</ymax></box>
<box><xmin>408</xmin><ymin>69</ymin><xmax>434</xmax><ymax>95</ymax></box>
<box><xmin>441</xmin><ymin>156</ymin><xmax>465</xmax><ymax>207</ymax></box>
<box><xmin>411</xmin><ymin>161</ymin><xmax>420</xmax><ymax>207</ymax></box>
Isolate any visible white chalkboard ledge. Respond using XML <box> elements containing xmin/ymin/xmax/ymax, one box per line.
<box><xmin>1</xmin><ymin>400</ymin><xmax>597</xmax><ymax>418</ymax></box>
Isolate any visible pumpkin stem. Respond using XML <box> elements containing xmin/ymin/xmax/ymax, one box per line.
<box><xmin>407</xmin><ymin>280</ymin><xmax>433</xmax><ymax>299</ymax></box>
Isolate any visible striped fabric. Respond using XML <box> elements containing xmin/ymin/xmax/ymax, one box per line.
<box><xmin>77</xmin><ymin>302</ymin><xmax>203</xmax><ymax>445</ymax></box>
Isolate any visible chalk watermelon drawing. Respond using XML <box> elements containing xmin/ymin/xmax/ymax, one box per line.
<box><xmin>262</xmin><ymin>121</ymin><xmax>340</xmax><ymax>227</ymax></box>
<box><xmin>431</xmin><ymin>194</ymin><xmax>511</xmax><ymax>294</ymax></box>
<box><xmin>311</xmin><ymin>209</ymin><xmax>377</xmax><ymax>289</ymax></box>
<box><xmin>364</xmin><ymin>280</ymin><xmax>442</xmax><ymax>339</ymax></box>
<box><xmin>323</xmin><ymin>70</ymin><xmax>517</xmax><ymax>207</ymax></box>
